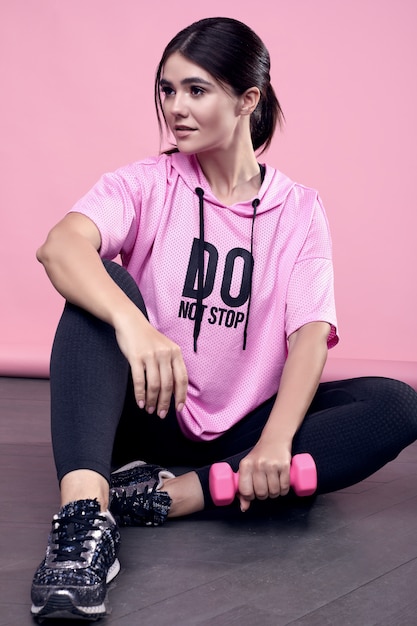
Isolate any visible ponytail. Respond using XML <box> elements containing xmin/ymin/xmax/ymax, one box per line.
<box><xmin>251</xmin><ymin>82</ymin><xmax>284</xmax><ymax>154</ymax></box>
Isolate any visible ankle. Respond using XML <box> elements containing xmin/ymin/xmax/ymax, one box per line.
<box><xmin>162</xmin><ymin>472</ymin><xmax>204</xmax><ymax>517</ymax></box>
<box><xmin>60</xmin><ymin>470</ymin><xmax>110</xmax><ymax>511</ymax></box>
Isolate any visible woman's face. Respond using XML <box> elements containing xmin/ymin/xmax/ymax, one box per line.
<box><xmin>160</xmin><ymin>52</ymin><xmax>242</xmax><ymax>155</ymax></box>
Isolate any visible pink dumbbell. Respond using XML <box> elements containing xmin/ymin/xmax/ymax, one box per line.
<box><xmin>209</xmin><ymin>453</ymin><xmax>317</xmax><ymax>506</ymax></box>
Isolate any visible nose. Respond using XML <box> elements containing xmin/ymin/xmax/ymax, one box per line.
<box><xmin>170</xmin><ymin>92</ymin><xmax>188</xmax><ymax>117</ymax></box>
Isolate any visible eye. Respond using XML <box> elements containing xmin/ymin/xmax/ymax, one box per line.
<box><xmin>190</xmin><ymin>86</ymin><xmax>205</xmax><ymax>96</ymax></box>
<box><xmin>160</xmin><ymin>85</ymin><xmax>175</xmax><ymax>97</ymax></box>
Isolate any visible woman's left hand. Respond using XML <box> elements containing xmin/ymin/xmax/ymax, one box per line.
<box><xmin>237</xmin><ymin>439</ymin><xmax>293</xmax><ymax>512</ymax></box>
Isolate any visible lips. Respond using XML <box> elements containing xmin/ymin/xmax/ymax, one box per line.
<box><xmin>174</xmin><ymin>126</ymin><xmax>197</xmax><ymax>141</ymax></box>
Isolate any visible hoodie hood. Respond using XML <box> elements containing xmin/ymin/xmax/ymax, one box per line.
<box><xmin>169</xmin><ymin>152</ymin><xmax>295</xmax><ymax>216</ymax></box>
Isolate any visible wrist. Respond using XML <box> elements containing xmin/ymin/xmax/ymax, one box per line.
<box><xmin>111</xmin><ymin>301</ymin><xmax>148</xmax><ymax>330</ymax></box>
<box><xmin>258</xmin><ymin>425</ymin><xmax>294</xmax><ymax>450</ymax></box>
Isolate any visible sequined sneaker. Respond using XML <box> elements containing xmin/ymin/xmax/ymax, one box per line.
<box><xmin>31</xmin><ymin>499</ymin><xmax>121</xmax><ymax>621</ymax></box>
<box><xmin>110</xmin><ymin>460</ymin><xmax>174</xmax><ymax>527</ymax></box>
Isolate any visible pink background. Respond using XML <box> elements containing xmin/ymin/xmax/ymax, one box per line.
<box><xmin>1</xmin><ymin>0</ymin><xmax>416</xmax><ymax>377</ymax></box>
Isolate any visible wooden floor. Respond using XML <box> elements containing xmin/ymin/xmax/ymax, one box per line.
<box><xmin>1</xmin><ymin>376</ymin><xmax>417</xmax><ymax>625</ymax></box>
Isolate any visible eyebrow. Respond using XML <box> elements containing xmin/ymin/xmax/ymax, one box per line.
<box><xmin>159</xmin><ymin>77</ymin><xmax>214</xmax><ymax>87</ymax></box>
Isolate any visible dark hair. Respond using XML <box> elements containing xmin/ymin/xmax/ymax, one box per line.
<box><xmin>154</xmin><ymin>17</ymin><xmax>284</xmax><ymax>154</ymax></box>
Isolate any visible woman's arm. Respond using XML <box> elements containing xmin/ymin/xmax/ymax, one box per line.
<box><xmin>238</xmin><ymin>321</ymin><xmax>330</xmax><ymax>511</ymax></box>
<box><xmin>37</xmin><ymin>212</ymin><xmax>188</xmax><ymax>416</ymax></box>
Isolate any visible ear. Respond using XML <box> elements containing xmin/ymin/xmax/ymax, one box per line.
<box><xmin>239</xmin><ymin>87</ymin><xmax>261</xmax><ymax>116</ymax></box>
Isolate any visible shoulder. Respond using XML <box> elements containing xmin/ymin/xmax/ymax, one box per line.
<box><xmin>281</xmin><ymin>177</ymin><xmax>320</xmax><ymax>211</ymax></box>
<box><xmin>262</xmin><ymin>166</ymin><xmax>332</xmax><ymax>242</ymax></box>
<box><xmin>261</xmin><ymin>165</ymin><xmax>319</xmax><ymax>209</ymax></box>
<box><xmin>112</xmin><ymin>152</ymin><xmax>195</xmax><ymax>194</ymax></box>
<box><xmin>114</xmin><ymin>153</ymin><xmax>173</xmax><ymax>185</ymax></box>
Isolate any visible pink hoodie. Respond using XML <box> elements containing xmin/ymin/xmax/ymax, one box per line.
<box><xmin>71</xmin><ymin>152</ymin><xmax>338</xmax><ymax>440</ymax></box>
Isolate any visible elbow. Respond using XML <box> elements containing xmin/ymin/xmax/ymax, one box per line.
<box><xmin>36</xmin><ymin>238</ymin><xmax>54</xmax><ymax>266</ymax></box>
<box><xmin>288</xmin><ymin>322</ymin><xmax>331</xmax><ymax>361</ymax></box>
<box><xmin>36</xmin><ymin>242</ymin><xmax>46</xmax><ymax>264</ymax></box>
<box><xmin>36</xmin><ymin>231</ymin><xmax>62</xmax><ymax>268</ymax></box>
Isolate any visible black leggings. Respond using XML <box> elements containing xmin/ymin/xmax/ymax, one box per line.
<box><xmin>50</xmin><ymin>261</ymin><xmax>417</xmax><ymax>508</ymax></box>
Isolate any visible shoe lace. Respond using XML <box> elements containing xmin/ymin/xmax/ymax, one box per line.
<box><xmin>110</xmin><ymin>483</ymin><xmax>160</xmax><ymax>526</ymax></box>
<box><xmin>51</xmin><ymin>510</ymin><xmax>105</xmax><ymax>563</ymax></box>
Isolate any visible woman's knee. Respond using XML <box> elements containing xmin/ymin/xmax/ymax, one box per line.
<box><xmin>385</xmin><ymin>377</ymin><xmax>417</xmax><ymax>414</ymax></box>
<box><xmin>372</xmin><ymin>377</ymin><xmax>417</xmax><ymax>440</ymax></box>
<box><xmin>102</xmin><ymin>259</ymin><xmax>148</xmax><ymax>318</ymax></box>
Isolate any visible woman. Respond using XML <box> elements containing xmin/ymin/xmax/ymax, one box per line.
<box><xmin>31</xmin><ymin>17</ymin><xmax>417</xmax><ymax>621</ymax></box>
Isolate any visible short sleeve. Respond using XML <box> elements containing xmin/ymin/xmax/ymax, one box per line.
<box><xmin>70</xmin><ymin>171</ymin><xmax>138</xmax><ymax>261</ymax></box>
<box><xmin>285</xmin><ymin>198</ymin><xmax>339</xmax><ymax>348</ymax></box>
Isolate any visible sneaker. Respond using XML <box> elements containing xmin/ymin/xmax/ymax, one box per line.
<box><xmin>110</xmin><ymin>460</ymin><xmax>174</xmax><ymax>527</ymax></box>
<box><xmin>31</xmin><ymin>499</ymin><xmax>121</xmax><ymax>621</ymax></box>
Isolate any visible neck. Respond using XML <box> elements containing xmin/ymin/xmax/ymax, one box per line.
<box><xmin>196</xmin><ymin>146</ymin><xmax>261</xmax><ymax>205</ymax></box>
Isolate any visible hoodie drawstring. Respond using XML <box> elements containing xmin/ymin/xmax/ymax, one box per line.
<box><xmin>243</xmin><ymin>164</ymin><xmax>265</xmax><ymax>349</ymax></box>
<box><xmin>194</xmin><ymin>187</ymin><xmax>205</xmax><ymax>351</ymax></box>
<box><xmin>243</xmin><ymin>197</ymin><xmax>260</xmax><ymax>350</ymax></box>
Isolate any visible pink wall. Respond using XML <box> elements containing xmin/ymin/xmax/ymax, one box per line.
<box><xmin>1</xmin><ymin>0</ymin><xmax>417</xmax><ymax>377</ymax></box>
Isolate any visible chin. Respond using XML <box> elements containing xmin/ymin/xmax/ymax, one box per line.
<box><xmin>176</xmin><ymin>144</ymin><xmax>199</xmax><ymax>155</ymax></box>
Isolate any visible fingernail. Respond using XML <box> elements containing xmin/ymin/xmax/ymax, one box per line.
<box><xmin>159</xmin><ymin>410</ymin><xmax>167</xmax><ymax>419</ymax></box>
<box><xmin>177</xmin><ymin>403</ymin><xmax>184</xmax><ymax>412</ymax></box>
<box><xmin>138</xmin><ymin>401</ymin><xmax>145</xmax><ymax>409</ymax></box>
<box><xmin>147</xmin><ymin>406</ymin><xmax>155</xmax><ymax>414</ymax></box>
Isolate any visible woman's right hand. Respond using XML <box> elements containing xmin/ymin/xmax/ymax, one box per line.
<box><xmin>114</xmin><ymin>311</ymin><xmax>188</xmax><ymax>418</ymax></box>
